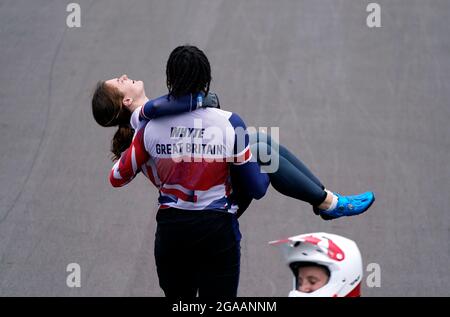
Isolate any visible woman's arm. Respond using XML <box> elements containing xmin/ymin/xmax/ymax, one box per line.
<box><xmin>110</xmin><ymin>127</ymin><xmax>150</xmax><ymax>187</ymax></box>
<box><xmin>139</xmin><ymin>92</ymin><xmax>220</xmax><ymax>121</ymax></box>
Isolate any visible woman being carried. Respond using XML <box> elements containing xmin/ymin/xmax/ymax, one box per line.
<box><xmin>93</xmin><ymin>75</ymin><xmax>374</xmax><ymax>221</ymax></box>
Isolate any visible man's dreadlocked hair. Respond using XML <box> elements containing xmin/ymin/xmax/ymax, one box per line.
<box><xmin>166</xmin><ymin>45</ymin><xmax>212</xmax><ymax>98</ymax></box>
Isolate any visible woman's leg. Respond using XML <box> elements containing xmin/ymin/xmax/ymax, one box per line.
<box><xmin>250</xmin><ymin>132</ymin><xmax>327</xmax><ymax>206</ymax></box>
<box><xmin>255</xmin><ymin>132</ymin><xmax>325</xmax><ymax>190</ymax></box>
<box><xmin>250</xmin><ymin>132</ymin><xmax>375</xmax><ymax>219</ymax></box>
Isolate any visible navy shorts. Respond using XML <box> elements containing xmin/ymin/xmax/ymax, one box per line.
<box><xmin>154</xmin><ymin>208</ymin><xmax>241</xmax><ymax>299</ymax></box>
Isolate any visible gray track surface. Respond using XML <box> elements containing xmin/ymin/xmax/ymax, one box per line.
<box><xmin>1</xmin><ymin>0</ymin><xmax>449</xmax><ymax>296</ymax></box>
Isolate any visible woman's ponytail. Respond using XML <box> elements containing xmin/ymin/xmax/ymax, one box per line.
<box><xmin>111</xmin><ymin>124</ymin><xmax>134</xmax><ymax>160</ymax></box>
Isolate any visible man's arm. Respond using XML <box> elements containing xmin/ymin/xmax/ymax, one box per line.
<box><xmin>229</xmin><ymin>113</ymin><xmax>269</xmax><ymax>200</ymax></box>
<box><xmin>229</xmin><ymin>166</ymin><xmax>255</xmax><ymax>218</ymax></box>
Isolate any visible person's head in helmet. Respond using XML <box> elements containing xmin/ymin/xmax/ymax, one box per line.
<box><xmin>291</xmin><ymin>262</ymin><xmax>330</xmax><ymax>293</ymax></box>
<box><xmin>270</xmin><ymin>232</ymin><xmax>363</xmax><ymax>297</ymax></box>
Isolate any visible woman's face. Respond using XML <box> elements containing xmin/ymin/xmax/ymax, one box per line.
<box><xmin>105</xmin><ymin>74</ymin><xmax>145</xmax><ymax>106</ymax></box>
<box><xmin>297</xmin><ymin>266</ymin><xmax>330</xmax><ymax>293</ymax></box>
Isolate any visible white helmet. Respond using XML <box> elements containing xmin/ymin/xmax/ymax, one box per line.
<box><xmin>269</xmin><ymin>232</ymin><xmax>363</xmax><ymax>297</ymax></box>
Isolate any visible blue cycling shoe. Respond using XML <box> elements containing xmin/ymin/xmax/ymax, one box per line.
<box><xmin>314</xmin><ymin>191</ymin><xmax>375</xmax><ymax>220</ymax></box>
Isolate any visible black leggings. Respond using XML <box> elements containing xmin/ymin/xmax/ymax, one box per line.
<box><xmin>154</xmin><ymin>208</ymin><xmax>241</xmax><ymax>299</ymax></box>
<box><xmin>251</xmin><ymin>132</ymin><xmax>327</xmax><ymax>206</ymax></box>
